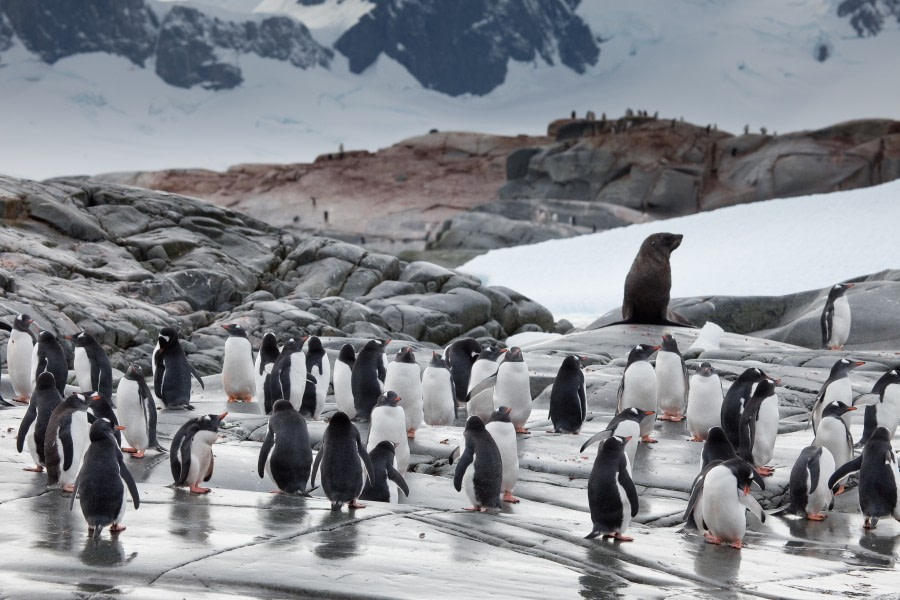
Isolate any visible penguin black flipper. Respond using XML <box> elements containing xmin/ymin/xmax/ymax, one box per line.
<box><xmin>258</xmin><ymin>430</ymin><xmax>275</xmax><ymax>478</ymax></box>
<box><xmin>453</xmin><ymin>444</ymin><xmax>475</xmax><ymax>492</ymax></box>
<box><xmin>617</xmin><ymin>455</ymin><xmax>639</xmax><ymax>518</ymax></box>
<box><xmin>141</xmin><ymin>379</ymin><xmax>164</xmax><ymax>451</ymax></box>
<box><xmin>189</xmin><ymin>364</ymin><xmax>205</xmax><ymax>389</ymax></box>
<box><xmin>859</xmin><ymin>405</ymin><xmax>878</xmax><ymax>447</ymax></box>
<box><xmin>153</xmin><ymin>350</ymin><xmax>165</xmax><ymax>400</ymax></box>
<box><xmin>821</xmin><ymin>303</ymin><xmax>834</xmax><ymax>349</ymax></box>
<box><xmin>450</xmin><ymin>376</ymin><xmax>458</xmax><ymax>419</ymax></box>
<box><xmin>828</xmin><ymin>455</ymin><xmax>863</xmax><ymax>492</ymax></box>
<box><xmin>376</xmin><ymin>354</ymin><xmax>386</xmax><ymax>383</ymax></box>
<box><xmin>16</xmin><ymin>401</ymin><xmax>38</xmax><ymax>453</ymax></box>
<box><xmin>388</xmin><ymin>466</ymin><xmax>410</xmax><ymax>497</ymax></box>
<box><xmin>615</xmin><ymin>376</ymin><xmax>625</xmax><ymax>413</ymax></box>
<box><xmin>59</xmin><ymin>415</ymin><xmax>75</xmax><ymax>471</ymax></box>
<box><xmin>683</xmin><ymin>460</ymin><xmax>721</xmax><ymax>525</ymax></box>
<box><xmin>203</xmin><ymin>454</ymin><xmax>215</xmax><ymax>482</ymax></box>
<box><xmin>580</xmin><ymin>429</ymin><xmax>612</xmax><ymax>454</ymax></box>
<box><xmin>0</xmin><ymin>321</ymin><xmax>11</xmax><ymax>332</ymax></box>
<box><xmin>310</xmin><ymin>447</ymin><xmax>323</xmax><ymax>488</ymax></box>
<box><xmin>465</xmin><ymin>374</ymin><xmax>497</xmax><ymax>402</ymax></box>
<box><xmin>578</xmin><ymin>381</ymin><xmax>587</xmax><ymax>423</ymax></box>
<box><xmin>807</xmin><ymin>446</ymin><xmax>823</xmax><ymax>496</ymax></box>
<box><xmin>117</xmin><ymin>452</ymin><xmax>141</xmax><ymax>509</ymax></box>
<box><xmin>355</xmin><ymin>431</ymin><xmax>376</xmax><ymax>483</ymax></box>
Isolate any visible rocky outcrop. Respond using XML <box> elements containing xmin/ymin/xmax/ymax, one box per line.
<box><xmin>838</xmin><ymin>0</ymin><xmax>900</xmax><ymax>36</ymax></box>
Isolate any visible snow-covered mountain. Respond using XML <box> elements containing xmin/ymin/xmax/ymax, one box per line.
<box><xmin>0</xmin><ymin>0</ymin><xmax>898</xmax><ymax>179</ymax></box>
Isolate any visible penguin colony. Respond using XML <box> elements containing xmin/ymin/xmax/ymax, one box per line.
<box><xmin>1</xmin><ymin>236</ymin><xmax>896</xmax><ymax>550</ymax></box>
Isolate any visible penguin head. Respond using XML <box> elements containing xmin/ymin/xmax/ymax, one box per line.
<box><xmin>64</xmin><ymin>393</ymin><xmax>91</xmax><ymax>410</ymax></box>
<box><xmin>831</xmin><ymin>358</ymin><xmax>864</xmax><ymax>377</ymax></box>
<box><xmin>628</xmin><ymin>343</ymin><xmax>659</xmax><ymax>363</ymax></box>
<box><xmin>261</xmin><ymin>331</ymin><xmax>279</xmax><ymax>351</ymax></box>
<box><xmin>562</xmin><ymin>355</ymin><xmax>584</xmax><ymax>371</ymax></box>
<box><xmin>828</xmin><ymin>283</ymin><xmax>853</xmax><ymax>300</ymax></box>
<box><xmin>376</xmin><ymin>391</ymin><xmax>402</xmax><ymax>407</ymax></box>
<box><xmin>89</xmin><ymin>391</ymin><xmax>112</xmax><ymax>407</ymax></box>
<box><xmin>620</xmin><ymin>407</ymin><xmax>654</xmax><ymax>422</ymax></box>
<box><xmin>736</xmin><ymin>367</ymin><xmax>767</xmax><ymax>384</ymax></box>
<box><xmin>660</xmin><ymin>333</ymin><xmax>679</xmax><ymax>353</ymax></box>
<box><xmin>394</xmin><ymin>347</ymin><xmax>416</xmax><ymax>364</ymax></box>
<box><xmin>329</xmin><ymin>411</ymin><xmax>352</xmax><ymax>426</ymax></box>
<box><xmin>751</xmin><ymin>378</ymin><xmax>778</xmax><ymax>400</ymax></box>
<box><xmin>429</xmin><ymin>352</ymin><xmax>450</xmax><ymax>369</ymax></box>
<box><xmin>338</xmin><ymin>343</ymin><xmax>356</xmax><ymax>363</ymax></box>
<box><xmin>221</xmin><ymin>323</ymin><xmax>247</xmax><ymax>338</ymax></box>
<box><xmin>600</xmin><ymin>434</ymin><xmax>631</xmax><ymax>455</ymax></box>
<box><xmin>464</xmin><ymin>416</ymin><xmax>486</xmax><ymax>432</ymax></box>
<box><xmin>272</xmin><ymin>399</ymin><xmax>295</xmax><ymax>413</ymax></box>
<box><xmin>306</xmin><ymin>336</ymin><xmax>324</xmax><ymax>354</ymax></box>
<box><xmin>363</xmin><ymin>339</ymin><xmax>389</xmax><ymax>354</ymax></box>
<box><xmin>13</xmin><ymin>314</ymin><xmax>34</xmax><ymax>331</ymax></box>
<box><xmin>158</xmin><ymin>327</ymin><xmax>179</xmax><ymax>347</ymax></box>
<box><xmin>641</xmin><ymin>232</ymin><xmax>683</xmax><ymax>258</ymax></box>
<box><xmin>373</xmin><ymin>440</ymin><xmax>398</xmax><ymax>456</ymax></box>
<box><xmin>70</xmin><ymin>331</ymin><xmax>92</xmax><ymax>348</ymax></box>
<box><xmin>478</xmin><ymin>346</ymin><xmax>505</xmax><ymax>362</ymax></box>
<box><xmin>698</xmin><ymin>362</ymin><xmax>714</xmax><ymax>377</ymax></box>
<box><xmin>35</xmin><ymin>371</ymin><xmax>57</xmax><ymax>390</ymax></box>
<box><xmin>868</xmin><ymin>426</ymin><xmax>892</xmax><ymax>444</ymax></box>
<box><xmin>503</xmin><ymin>347</ymin><xmax>524</xmax><ymax>363</ymax></box>
<box><xmin>125</xmin><ymin>364</ymin><xmax>145</xmax><ymax>379</ymax></box>
<box><xmin>37</xmin><ymin>330</ymin><xmax>56</xmax><ymax>344</ymax></box>
<box><xmin>197</xmin><ymin>412</ymin><xmax>228</xmax><ymax>432</ymax></box>
<box><xmin>488</xmin><ymin>406</ymin><xmax>513</xmax><ymax>424</ymax></box>
<box><xmin>282</xmin><ymin>338</ymin><xmax>304</xmax><ymax>354</ymax></box>
<box><xmin>723</xmin><ymin>458</ymin><xmax>756</xmax><ymax>495</ymax></box>
<box><xmin>823</xmin><ymin>401</ymin><xmax>857</xmax><ymax>419</ymax></box>
<box><xmin>89</xmin><ymin>418</ymin><xmax>125</xmax><ymax>443</ymax></box>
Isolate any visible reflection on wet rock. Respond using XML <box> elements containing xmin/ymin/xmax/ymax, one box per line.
<box><xmin>313</xmin><ymin>512</ymin><xmax>361</xmax><ymax>560</ymax></box>
<box><xmin>78</xmin><ymin>537</ymin><xmax>138</xmax><ymax>568</ymax></box>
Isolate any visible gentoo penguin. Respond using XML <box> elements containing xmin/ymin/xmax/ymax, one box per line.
<box><xmin>857</xmin><ymin>368</ymin><xmax>900</xmax><ymax>445</ymax></box>
<box><xmin>720</xmin><ymin>367</ymin><xmax>768</xmax><ymax>450</ymax></box>
<box><xmin>686</xmin><ymin>363</ymin><xmax>724</xmax><ymax>442</ymax></box>
<box><xmin>367</xmin><ymin>392</ymin><xmax>410</xmax><ymax>473</ymax></box>
<box><xmin>585</xmin><ymin>435</ymin><xmax>639</xmax><ymax>541</ymax></box>
<box><xmin>486</xmin><ymin>406</ymin><xmax>520</xmax><ymax>503</ymax></box>
<box><xmin>777</xmin><ymin>445</ymin><xmax>835</xmax><ymax>521</ymax></box>
<box><xmin>580</xmin><ymin>407</ymin><xmax>655</xmax><ymax>471</ymax></box>
<box><xmin>153</xmin><ymin>327</ymin><xmax>204</xmax><ymax>410</ymax></box>
<box><xmin>88</xmin><ymin>392</ymin><xmax>121</xmax><ymax>446</ymax></box>
<box><xmin>4</xmin><ymin>314</ymin><xmax>36</xmax><ymax>402</ymax></box>
<box><xmin>616</xmin><ymin>344</ymin><xmax>660</xmax><ymax>443</ymax></box>
<box><xmin>116</xmin><ymin>365</ymin><xmax>164</xmax><ymax>458</ymax></box>
<box><xmin>813</xmin><ymin>401</ymin><xmax>857</xmax><ymax>494</ymax></box>
<box><xmin>467</xmin><ymin>346</ymin><xmax>505</xmax><ymax>393</ymax></box>
<box><xmin>444</xmin><ymin>337</ymin><xmax>482</xmax><ymax>405</ymax></box>
<box><xmin>351</xmin><ymin>339</ymin><xmax>389</xmax><ymax>421</ymax></box>
<box><xmin>655</xmin><ymin>334</ymin><xmax>689</xmax><ymax>421</ymax></box>
<box><xmin>32</xmin><ymin>330</ymin><xmax>68</xmax><ymax>396</ymax></box>
<box><xmin>45</xmin><ymin>393</ymin><xmax>93</xmax><ymax>492</ymax></box>
<box><xmin>333</xmin><ymin>344</ymin><xmax>357</xmax><ymax>419</ymax></box>
<box><xmin>384</xmin><ymin>346</ymin><xmax>424</xmax><ymax>438</ymax></box>
<box><xmin>810</xmin><ymin>358</ymin><xmax>864</xmax><ymax>432</ymax></box>
<box><xmin>258</xmin><ymin>400</ymin><xmax>314</xmax><ymax>495</ymax></box>
<box><xmin>688</xmin><ymin>458</ymin><xmax>765</xmax><ymax>548</ymax></box>
<box><xmin>70</xmin><ymin>419</ymin><xmax>139</xmax><ymax>538</ymax></box>
<box><xmin>701</xmin><ymin>426</ymin><xmax>739</xmax><ymax>469</ymax></box>
<box><xmin>423</xmin><ymin>352</ymin><xmax>457</xmax><ymax>426</ymax></box>
<box><xmin>170</xmin><ymin>412</ymin><xmax>227</xmax><ymax>494</ymax></box>
<box><xmin>360</xmin><ymin>440</ymin><xmax>410</xmax><ymax>504</ymax></box>
<box><xmin>311</xmin><ymin>411</ymin><xmax>375</xmax><ymax>511</ymax></box>
<box><xmin>453</xmin><ymin>416</ymin><xmax>503</xmax><ymax>512</ymax></box>
<box><xmin>549</xmin><ymin>355</ymin><xmax>587</xmax><ymax>434</ymax></box>
<box><xmin>619</xmin><ymin>232</ymin><xmax>688</xmax><ymax>326</ymax></box>
<box><xmin>221</xmin><ymin>324</ymin><xmax>255</xmax><ymax>403</ymax></box>
<box><xmin>255</xmin><ymin>332</ymin><xmax>279</xmax><ymax>407</ymax></box>
<box><xmin>304</xmin><ymin>336</ymin><xmax>331</xmax><ymax>420</ymax></box>
<box><xmin>737</xmin><ymin>378</ymin><xmax>779</xmax><ymax>477</ymax></box>
<box><xmin>71</xmin><ymin>331</ymin><xmax>112</xmax><ymax>405</ymax></box>
<box><xmin>17</xmin><ymin>371</ymin><xmax>64</xmax><ymax>472</ymax></box>
<box><xmin>821</xmin><ymin>283</ymin><xmax>853</xmax><ymax>350</ymax></box>
<box><xmin>467</xmin><ymin>347</ymin><xmax>532</xmax><ymax>433</ymax></box>
<box><xmin>268</xmin><ymin>338</ymin><xmax>306</xmax><ymax>413</ymax></box>
<box><xmin>829</xmin><ymin>427</ymin><xmax>900</xmax><ymax>529</ymax></box>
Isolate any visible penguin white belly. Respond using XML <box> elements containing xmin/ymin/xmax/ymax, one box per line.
<box><xmin>620</xmin><ymin>363</ymin><xmax>657</xmax><ymax>437</ymax></box>
<box><xmin>813</xmin><ymin>419</ymin><xmax>852</xmax><ymax>485</ymax></box>
<box><xmin>495</xmin><ymin>363</ymin><xmax>531</xmax><ymax>430</ymax></box>
<box><xmin>829</xmin><ymin>296</ymin><xmax>851</xmax><ymax>348</ymax></box>
<box><xmin>879</xmin><ymin>386</ymin><xmax>900</xmax><ymax>437</ymax></box>
<box><xmin>115</xmin><ymin>481</ymin><xmax>129</xmax><ymax>525</ymax></box>
<box><xmin>616</xmin><ymin>481</ymin><xmax>633</xmax><ymax>534</ymax></box>
<box><xmin>187</xmin><ymin>430</ymin><xmax>218</xmax><ymax>486</ymax></box>
<box><xmin>367</xmin><ymin>407</ymin><xmax>409</xmax><ymax>472</ymax></box>
<box><xmin>59</xmin><ymin>413</ymin><xmax>90</xmax><ymax>487</ymax></box>
<box><xmin>73</xmin><ymin>348</ymin><xmax>92</xmax><ymax>393</ymax></box>
<box><xmin>223</xmin><ymin>338</ymin><xmax>255</xmax><ymax>399</ymax></box>
<box><xmin>311</xmin><ymin>362</ymin><xmax>331</xmax><ymax>420</ymax></box>
<box><xmin>389</xmin><ymin>456</ymin><xmax>400</xmax><ymax>504</ymax></box>
<box><xmin>287</xmin><ymin>359</ymin><xmax>307</xmax><ymax>411</ymax></box>
<box><xmin>700</xmin><ymin>467</ymin><xmax>746</xmax><ymax>543</ymax></box>
<box><xmin>333</xmin><ymin>362</ymin><xmax>356</xmax><ymax>419</ymax></box>
<box><xmin>486</xmin><ymin>422</ymin><xmax>518</xmax><ymax>494</ymax></box>
<box><xmin>807</xmin><ymin>447</ymin><xmax>835</xmax><ymax>515</ymax></box>
<box><xmin>751</xmin><ymin>394</ymin><xmax>779</xmax><ymax>466</ymax></box>
<box><xmin>8</xmin><ymin>332</ymin><xmax>34</xmax><ymax>399</ymax></box>
<box><xmin>686</xmin><ymin>376</ymin><xmax>723</xmax><ymax>440</ymax></box>
<box><xmin>254</xmin><ymin>353</ymin><xmax>266</xmax><ymax>401</ymax></box>
<box><xmin>892</xmin><ymin>456</ymin><xmax>900</xmax><ymax>520</ymax></box>
<box><xmin>462</xmin><ymin>463</ymin><xmax>478</xmax><ymax>507</ymax></box>
<box><xmin>385</xmin><ymin>363</ymin><xmax>424</xmax><ymax>431</ymax></box>
<box><xmin>423</xmin><ymin>369</ymin><xmax>456</xmax><ymax>426</ymax></box>
<box><xmin>468</xmin><ymin>361</ymin><xmax>499</xmax><ymax>393</ymax></box>
<box><xmin>26</xmin><ymin>428</ymin><xmax>41</xmax><ymax>467</ymax></box>
<box><xmin>655</xmin><ymin>353</ymin><xmax>686</xmax><ymax>417</ymax></box>
<box><xmin>816</xmin><ymin>379</ymin><xmax>852</xmax><ymax>430</ymax></box>
<box><xmin>117</xmin><ymin>380</ymin><xmax>150</xmax><ymax>452</ymax></box>
<box><xmin>614</xmin><ymin>420</ymin><xmax>641</xmax><ymax>470</ymax></box>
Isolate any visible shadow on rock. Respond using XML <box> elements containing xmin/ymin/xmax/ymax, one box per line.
<box><xmin>312</xmin><ymin>511</ymin><xmax>360</xmax><ymax>561</ymax></box>
<box><xmin>78</xmin><ymin>536</ymin><xmax>138</xmax><ymax>567</ymax></box>
<box><xmin>579</xmin><ymin>545</ymin><xmax>630</xmax><ymax>599</ymax></box>
<box><xmin>169</xmin><ymin>496</ymin><xmax>213</xmax><ymax>542</ymax></box>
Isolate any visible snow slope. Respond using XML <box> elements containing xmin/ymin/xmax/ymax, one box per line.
<box><xmin>458</xmin><ymin>179</ymin><xmax>900</xmax><ymax>324</ymax></box>
<box><xmin>0</xmin><ymin>0</ymin><xmax>898</xmax><ymax>180</ymax></box>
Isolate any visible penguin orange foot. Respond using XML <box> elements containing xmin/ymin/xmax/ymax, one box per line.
<box><xmin>641</xmin><ymin>435</ymin><xmax>657</xmax><ymax>444</ymax></box>
<box><xmin>121</xmin><ymin>447</ymin><xmax>138</xmax><ymax>453</ymax></box>
<box><xmin>110</xmin><ymin>524</ymin><xmax>126</xmax><ymax>533</ymax></box>
<box><xmin>131</xmin><ymin>450</ymin><xmax>145</xmax><ymax>459</ymax></box>
<box><xmin>807</xmin><ymin>513</ymin><xmax>827</xmax><ymax>521</ymax></box>
<box><xmin>606</xmin><ymin>532</ymin><xmax>634</xmax><ymax>542</ymax></box>
<box><xmin>407</xmin><ymin>428</ymin><xmax>416</xmax><ymax>439</ymax></box>
<box><xmin>23</xmin><ymin>466</ymin><xmax>43</xmax><ymax>473</ymax></box>
<box><xmin>348</xmin><ymin>500</ymin><xmax>366</xmax><ymax>509</ymax></box>
<box><xmin>502</xmin><ymin>492</ymin><xmax>520</xmax><ymax>504</ymax></box>
<box><xmin>189</xmin><ymin>484</ymin><xmax>211</xmax><ymax>494</ymax></box>
<box><xmin>730</xmin><ymin>540</ymin><xmax>743</xmax><ymax>549</ymax></box>
<box><xmin>705</xmin><ymin>536</ymin><xmax>722</xmax><ymax>545</ymax></box>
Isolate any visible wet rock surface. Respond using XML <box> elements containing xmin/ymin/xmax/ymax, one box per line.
<box><xmin>1</xmin><ymin>326</ymin><xmax>897</xmax><ymax>598</ymax></box>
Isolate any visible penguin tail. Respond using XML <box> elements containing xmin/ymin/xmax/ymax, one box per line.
<box><xmin>330</xmin><ymin>501</ymin><xmax>342</xmax><ymax>512</ymax></box>
<box><xmin>93</xmin><ymin>525</ymin><xmax>104</xmax><ymax>540</ymax></box>
<box><xmin>154</xmin><ymin>445</ymin><xmax>169</xmax><ymax>453</ymax></box>
<box><xmin>584</xmin><ymin>529</ymin><xmax>603</xmax><ymax>540</ymax></box>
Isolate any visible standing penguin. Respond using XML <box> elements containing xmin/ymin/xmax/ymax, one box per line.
<box><xmin>821</xmin><ymin>283</ymin><xmax>853</xmax><ymax>350</ymax></box>
<box><xmin>32</xmin><ymin>330</ymin><xmax>68</xmax><ymax>396</ymax></box>
<box><xmin>737</xmin><ymin>378</ymin><xmax>779</xmax><ymax>477</ymax></box>
<box><xmin>45</xmin><ymin>393</ymin><xmax>93</xmax><ymax>492</ymax></box>
<box><xmin>616</xmin><ymin>344</ymin><xmax>660</xmax><ymax>443</ymax></box>
<box><xmin>720</xmin><ymin>367</ymin><xmax>768</xmax><ymax>450</ymax></box>
<box><xmin>702</xmin><ymin>426</ymin><xmax>739</xmax><ymax>468</ymax></box>
<box><xmin>857</xmin><ymin>368</ymin><xmax>900</xmax><ymax>445</ymax></box>
<box><xmin>367</xmin><ymin>392</ymin><xmax>410</xmax><ymax>473</ymax></box>
<box><xmin>299</xmin><ymin>372</ymin><xmax>320</xmax><ymax>420</ymax></box>
<box><xmin>829</xmin><ymin>427</ymin><xmax>900</xmax><ymax>529</ymax></box>
<box><xmin>549</xmin><ymin>355</ymin><xmax>587</xmax><ymax>434</ymax></box>
<box><xmin>268</xmin><ymin>338</ymin><xmax>307</xmax><ymax>413</ymax></box>
<box><xmin>384</xmin><ymin>347</ymin><xmax>424</xmax><ymax>438</ymax></box>
<box><xmin>689</xmin><ymin>458</ymin><xmax>766</xmax><ymax>548</ymax></box>
<box><xmin>255</xmin><ymin>332</ymin><xmax>280</xmax><ymax>406</ymax></box>
<box><xmin>221</xmin><ymin>324</ymin><xmax>255</xmax><ymax>403</ymax></box>
<box><xmin>4</xmin><ymin>314</ymin><xmax>36</xmax><ymax>402</ymax></box>
<box><xmin>170</xmin><ymin>412</ymin><xmax>227</xmax><ymax>494</ymax></box>
<box><xmin>71</xmin><ymin>331</ymin><xmax>113</xmax><ymax>405</ymax></box>
<box><xmin>153</xmin><ymin>327</ymin><xmax>204</xmax><ymax>410</ymax></box>
<box><xmin>304</xmin><ymin>336</ymin><xmax>331</xmax><ymax>420</ymax></box>
<box><xmin>351</xmin><ymin>339</ymin><xmax>389</xmax><ymax>421</ymax></box>
<box><xmin>444</xmin><ymin>337</ymin><xmax>482</xmax><ymax>405</ymax></box>
<box><xmin>453</xmin><ymin>416</ymin><xmax>503</xmax><ymax>512</ymax></box>
<box><xmin>810</xmin><ymin>358</ymin><xmax>864</xmax><ymax>432</ymax></box>
<box><xmin>17</xmin><ymin>371</ymin><xmax>64</xmax><ymax>472</ymax></box>
<box><xmin>311</xmin><ymin>411</ymin><xmax>375</xmax><ymax>511</ymax></box>
<box><xmin>813</xmin><ymin>401</ymin><xmax>857</xmax><ymax>494</ymax></box>
<box><xmin>360</xmin><ymin>440</ymin><xmax>410</xmax><ymax>504</ymax></box>
<box><xmin>423</xmin><ymin>352</ymin><xmax>457</xmax><ymax>426</ymax></box>
<box><xmin>656</xmin><ymin>334</ymin><xmax>689</xmax><ymax>421</ymax></box>
<box><xmin>70</xmin><ymin>419</ymin><xmax>139</xmax><ymax>538</ymax></box>
<box><xmin>777</xmin><ymin>445</ymin><xmax>835</xmax><ymax>521</ymax></box>
<box><xmin>116</xmin><ymin>365</ymin><xmax>164</xmax><ymax>458</ymax></box>
<box><xmin>486</xmin><ymin>406</ymin><xmax>520</xmax><ymax>504</ymax></box>
<box><xmin>466</xmin><ymin>347</ymin><xmax>532</xmax><ymax>433</ymax></box>
<box><xmin>585</xmin><ymin>435</ymin><xmax>639</xmax><ymax>541</ymax></box>
<box><xmin>580</xmin><ymin>407</ymin><xmax>655</xmax><ymax>471</ymax></box>
<box><xmin>467</xmin><ymin>346</ymin><xmax>505</xmax><ymax>393</ymax></box>
<box><xmin>258</xmin><ymin>400</ymin><xmax>314</xmax><ymax>495</ymax></box>
<box><xmin>686</xmin><ymin>363</ymin><xmax>724</xmax><ymax>442</ymax></box>
<box><xmin>88</xmin><ymin>392</ymin><xmax>121</xmax><ymax>446</ymax></box>
<box><xmin>620</xmin><ymin>232</ymin><xmax>687</xmax><ymax>326</ymax></box>
<box><xmin>333</xmin><ymin>344</ymin><xmax>357</xmax><ymax>419</ymax></box>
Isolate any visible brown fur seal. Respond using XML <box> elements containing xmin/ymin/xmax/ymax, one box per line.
<box><xmin>621</xmin><ymin>232</ymin><xmax>690</xmax><ymax>326</ymax></box>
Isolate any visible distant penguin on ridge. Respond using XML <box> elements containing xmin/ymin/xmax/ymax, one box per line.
<box><xmin>810</xmin><ymin>358</ymin><xmax>864</xmax><ymax>432</ymax></box>
<box><xmin>821</xmin><ymin>283</ymin><xmax>853</xmax><ymax>350</ymax></box>
<box><xmin>549</xmin><ymin>355</ymin><xmax>587</xmax><ymax>434</ymax></box>
<box><xmin>856</xmin><ymin>368</ymin><xmax>900</xmax><ymax>446</ymax></box>
<box><xmin>221</xmin><ymin>324</ymin><xmax>255</xmax><ymax>403</ymax></box>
